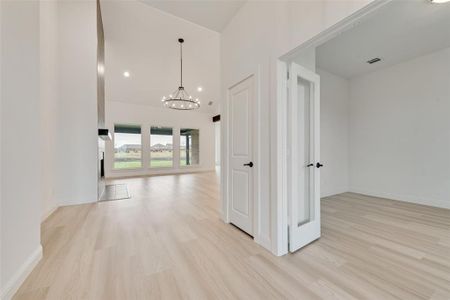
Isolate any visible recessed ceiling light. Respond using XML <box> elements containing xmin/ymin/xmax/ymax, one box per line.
<box><xmin>430</xmin><ymin>0</ymin><xmax>450</xmax><ymax>3</ymax></box>
<box><xmin>197</xmin><ymin>86</ymin><xmax>203</xmax><ymax>92</ymax></box>
<box><xmin>123</xmin><ymin>71</ymin><xmax>130</xmax><ymax>78</ymax></box>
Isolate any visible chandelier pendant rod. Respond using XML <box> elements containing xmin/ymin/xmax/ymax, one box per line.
<box><xmin>179</xmin><ymin>38</ymin><xmax>184</xmax><ymax>88</ymax></box>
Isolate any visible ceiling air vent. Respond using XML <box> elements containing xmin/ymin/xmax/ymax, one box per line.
<box><xmin>367</xmin><ymin>57</ymin><xmax>381</xmax><ymax>64</ymax></box>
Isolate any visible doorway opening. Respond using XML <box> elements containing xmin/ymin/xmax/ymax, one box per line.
<box><xmin>277</xmin><ymin>0</ymin><xmax>450</xmax><ymax>255</ymax></box>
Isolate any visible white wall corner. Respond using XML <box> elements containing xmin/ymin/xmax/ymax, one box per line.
<box><xmin>0</xmin><ymin>245</ymin><xmax>43</xmax><ymax>300</ymax></box>
<box><xmin>348</xmin><ymin>47</ymin><xmax>450</xmax><ymax>210</ymax></box>
<box><xmin>41</xmin><ymin>205</ymin><xmax>58</xmax><ymax>222</ymax></box>
<box><xmin>271</xmin><ymin>60</ymin><xmax>289</xmax><ymax>257</ymax></box>
<box><xmin>255</xmin><ymin>235</ymin><xmax>272</xmax><ymax>253</ymax></box>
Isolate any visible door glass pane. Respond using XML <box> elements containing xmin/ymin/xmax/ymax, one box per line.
<box><xmin>150</xmin><ymin>127</ymin><xmax>173</xmax><ymax>168</ymax></box>
<box><xmin>180</xmin><ymin>129</ymin><xmax>199</xmax><ymax>166</ymax></box>
<box><xmin>293</xmin><ymin>77</ymin><xmax>314</xmax><ymax>227</ymax></box>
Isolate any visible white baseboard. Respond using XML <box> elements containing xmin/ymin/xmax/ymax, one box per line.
<box><xmin>255</xmin><ymin>234</ymin><xmax>272</xmax><ymax>254</ymax></box>
<box><xmin>0</xmin><ymin>245</ymin><xmax>43</xmax><ymax>300</ymax></box>
<box><xmin>349</xmin><ymin>187</ymin><xmax>450</xmax><ymax>209</ymax></box>
<box><xmin>321</xmin><ymin>186</ymin><xmax>349</xmax><ymax>198</ymax></box>
<box><xmin>106</xmin><ymin>168</ymin><xmax>216</xmax><ymax>179</ymax></box>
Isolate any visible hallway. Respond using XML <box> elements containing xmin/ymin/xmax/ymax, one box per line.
<box><xmin>14</xmin><ymin>172</ymin><xmax>450</xmax><ymax>299</ymax></box>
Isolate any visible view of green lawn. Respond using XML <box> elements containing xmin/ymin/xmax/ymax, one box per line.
<box><xmin>180</xmin><ymin>149</ymin><xmax>187</xmax><ymax>166</ymax></box>
<box><xmin>150</xmin><ymin>159</ymin><xmax>188</xmax><ymax>168</ymax></box>
<box><xmin>150</xmin><ymin>150</ymin><xmax>173</xmax><ymax>168</ymax></box>
<box><xmin>114</xmin><ymin>151</ymin><xmax>142</xmax><ymax>169</ymax></box>
<box><xmin>114</xmin><ymin>150</ymin><xmax>194</xmax><ymax>169</ymax></box>
<box><xmin>114</xmin><ymin>161</ymin><xmax>142</xmax><ymax>169</ymax></box>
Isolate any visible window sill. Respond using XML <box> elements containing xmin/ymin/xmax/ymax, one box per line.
<box><xmin>149</xmin><ymin>166</ymin><xmax>174</xmax><ymax>170</ymax></box>
<box><xmin>179</xmin><ymin>164</ymin><xmax>200</xmax><ymax>168</ymax></box>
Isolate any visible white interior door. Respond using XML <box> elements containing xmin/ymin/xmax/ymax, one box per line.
<box><xmin>287</xmin><ymin>63</ymin><xmax>321</xmax><ymax>252</ymax></box>
<box><xmin>228</xmin><ymin>76</ymin><xmax>254</xmax><ymax>236</ymax></box>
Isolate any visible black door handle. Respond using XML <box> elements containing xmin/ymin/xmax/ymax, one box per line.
<box><xmin>316</xmin><ymin>162</ymin><xmax>323</xmax><ymax>168</ymax></box>
<box><xmin>306</xmin><ymin>163</ymin><xmax>314</xmax><ymax>167</ymax></box>
<box><xmin>243</xmin><ymin>162</ymin><xmax>253</xmax><ymax>168</ymax></box>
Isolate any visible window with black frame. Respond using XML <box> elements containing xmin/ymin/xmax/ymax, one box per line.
<box><xmin>113</xmin><ymin>124</ymin><xmax>142</xmax><ymax>169</ymax></box>
<box><xmin>150</xmin><ymin>126</ymin><xmax>173</xmax><ymax>168</ymax></box>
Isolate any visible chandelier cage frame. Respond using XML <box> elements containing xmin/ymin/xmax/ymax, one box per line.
<box><xmin>161</xmin><ymin>38</ymin><xmax>200</xmax><ymax>110</ymax></box>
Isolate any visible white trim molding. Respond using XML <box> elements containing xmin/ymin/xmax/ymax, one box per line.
<box><xmin>1</xmin><ymin>245</ymin><xmax>43</xmax><ymax>300</ymax></box>
<box><xmin>349</xmin><ymin>187</ymin><xmax>450</xmax><ymax>210</ymax></box>
<box><xmin>106</xmin><ymin>168</ymin><xmax>216</xmax><ymax>180</ymax></box>
<box><xmin>279</xmin><ymin>0</ymin><xmax>392</xmax><ymax>62</ymax></box>
<box><xmin>272</xmin><ymin>60</ymin><xmax>288</xmax><ymax>256</ymax></box>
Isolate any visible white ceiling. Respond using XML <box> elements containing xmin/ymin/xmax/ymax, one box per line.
<box><xmin>316</xmin><ymin>0</ymin><xmax>450</xmax><ymax>79</ymax></box>
<box><xmin>101</xmin><ymin>0</ymin><xmax>221</xmax><ymax>114</ymax></box>
<box><xmin>141</xmin><ymin>0</ymin><xmax>246</xmax><ymax>32</ymax></box>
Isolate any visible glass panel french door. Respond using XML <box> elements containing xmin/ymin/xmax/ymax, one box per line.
<box><xmin>288</xmin><ymin>62</ymin><xmax>321</xmax><ymax>252</ymax></box>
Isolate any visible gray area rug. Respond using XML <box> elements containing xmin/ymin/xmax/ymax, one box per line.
<box><xmin>100</xmin><ymin>184</ymin><xmax>131</xmax><ymax>202</ymax></box>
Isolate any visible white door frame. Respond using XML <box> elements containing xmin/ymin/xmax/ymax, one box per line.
<box><xmin>221</xmin><ymin>68</ymin><xmax>266</xmax><ymax>247</ymax></box>
<box><xmin>274</xmin><ymin>0</ymin><xmax>392</xmax><ymax>256</ymax></box>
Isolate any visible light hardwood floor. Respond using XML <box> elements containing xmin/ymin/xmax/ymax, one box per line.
<box><xmin>14</xmin><ymin>171</ymin><xmax>450</xmax><ymax>299</ymax></box>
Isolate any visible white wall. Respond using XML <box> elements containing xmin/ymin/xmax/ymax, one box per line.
<box><xmin>40</xmin><ymin>0</ymin><xmax>59</xmax><ymax>220</ymax></box>
<box><xmin>221</xmin><ymin>0</ymin><xmax>375</xmax><ymax>254</ymax></box>
<box><xmin>349</xmin><ymin>47</ymin><xmax>450</xmax><ymax>209</ymax></box>
<box><xmin>317</xmin><ymin>68</ymin><xmax>350</xmax><ymax>197</ymax></box>
<box><xmin>105</xmin><ymin>101</ymin><xmax>215</xmax><ymax>178</ymax></box>
<box><xmin>38</xmin><ymin>1</ymin><xmax>98</xmax><ymax>208</ymax></box>
<box><xmin>0</xmin><ymin>1</ymin><xmax>98</xmax><ymax>297</ymax></box>
<box><xmin>54</xmin><ymin>0</ymin><xmax>98</xmax><ymax>206</ymax></box>
<box><xmin>101</xmin><ymin>0</ymin><xmax>220</xmax><ymax>114</ymax></box>
<box><xmin>1</xmin><ymin>2</ymin><xmax>42</xmax><ymax>298</ymax></box>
